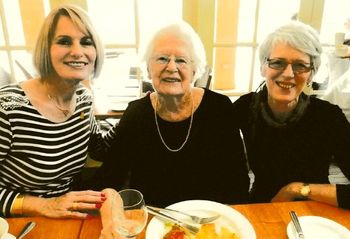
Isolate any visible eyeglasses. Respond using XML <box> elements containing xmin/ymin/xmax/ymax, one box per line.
<box><xmin>151</xmin><ymin>55</ymin><xmax>192</xmax><ymax>69</ymax></box>
<box><xmin>266</xmin><ymin>58</ymin><xmax>313</xmax><ymax>74</ymax></box>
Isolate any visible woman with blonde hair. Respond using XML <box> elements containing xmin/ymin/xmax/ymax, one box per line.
<box><xmin>0</xmin><ymin>4</ymin><xmax>114</xmax><ymax>219</ymax></box>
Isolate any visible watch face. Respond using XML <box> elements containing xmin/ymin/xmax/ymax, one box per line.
<box><xmin>301</xmin><ymin>185</ymin><xmax>310</xmax><ymax>197</ymax></box>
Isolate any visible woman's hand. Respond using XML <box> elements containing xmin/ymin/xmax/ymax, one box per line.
<box><xmin>23</xmin><ymin>190</ymin><xmax>106</xmax><ymax>219</ymax></box>
<box><xmin>99</xmin><ymin>188</ymin><xmax>125</xmax><ymax>239</ymax></box>
<box><xmin>271</xmin><ymin>182</ymin><xmax>303</xmax><ymax>202</ymax></box>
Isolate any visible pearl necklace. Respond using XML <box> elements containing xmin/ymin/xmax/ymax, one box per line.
<box><xmin>47</xmin><ymin>94</ymin><xmax>70</xmax><ymax>117</ymax></box>
<box><xmin>154</xmin><ymin>93</ymin><xmax>194</xmax><ymax>153</ymax></box>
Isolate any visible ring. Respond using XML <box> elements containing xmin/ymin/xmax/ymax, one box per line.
<box><xmin>72</xmin><ymin>202</ymin><xmax>78</xmax><ymax>210</ymax></box>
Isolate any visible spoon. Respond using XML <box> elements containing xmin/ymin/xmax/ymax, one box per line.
<box><xmin>17</xmin><ymin>221</ymin><xmax>36</xmax><ymax>239</ymax></box>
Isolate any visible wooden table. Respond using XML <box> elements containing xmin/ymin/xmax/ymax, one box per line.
<box><xmin>7</xmin><ymin>201</ymin><xmax>350</xmax><ymax>239</ymax></box>
<box><xmin>7</xmin><ymin>217</ymin><xmax>83</xmax><ymax>239</ymax></box>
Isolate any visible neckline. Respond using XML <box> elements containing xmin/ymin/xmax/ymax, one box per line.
<box><xmin>17</xmin><ymin>84</ymin><xmax>82</xmax><ymax>123</ymax></box>
<box><xmin>154</xmin><ymin>92</ymin><xmax>194</xmax><ymax>152</ymax></box>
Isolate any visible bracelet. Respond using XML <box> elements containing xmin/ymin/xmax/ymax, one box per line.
<box><xmin>11</xmin><ymin>194</ymin><xmax>25</xmax><ymax>215</ymax></box>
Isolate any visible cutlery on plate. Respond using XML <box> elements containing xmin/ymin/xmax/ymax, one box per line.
<box><xmin>290</xmin><ymin>211</ymin><xmax>305</xmax><ymax>239</ymax></box>
<box><xmin>17</xmin><ymin>221</ymin><xmax>36</xmax><ymax>239</ymax></box>
<box><xmin>147</xmin><ymin>206</ymin><xmax>199</xmax><ymax>234</ymax></box>
<box><xmin>147</xmin><ymin>205</ymin><xmax>220</xmax><ymax>224</ymax></box>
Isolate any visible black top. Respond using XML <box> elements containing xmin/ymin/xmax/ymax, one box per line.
<box><xmin>232</xmin><ymin>91</ymin><xmax>350</xmax><ymax>209</ymax></box>
<box><xmin>93</xmin><ymin>89</ymin><xmax>250</xmax><ymax>207</ymax></box>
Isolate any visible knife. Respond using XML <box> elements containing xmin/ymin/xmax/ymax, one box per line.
<box><xmin>17</xmin><ymin>221</ymin><xmax>36</xmax><ymax>239</ymax></box>
<box><xmin>290</xmin><ymin>211</ymin><xmax>305</xmax><ymax>239</ymax></box>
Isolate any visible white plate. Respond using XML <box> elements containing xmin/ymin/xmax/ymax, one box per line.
<box><xmin>3</xmin><ymin>233</ymin><xmax>15</xmax><ymax>239</ymax></box>
<box><xmin>287</xmin><ymin>216</ymin><xmax>350</xmax><ymax>239</ymax></box>
<box><xmin>145</xmin><ymin>200</ymin><xmax>256</xmax><ymax>239</ymax></box>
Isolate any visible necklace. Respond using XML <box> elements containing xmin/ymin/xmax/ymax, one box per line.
<box><xmin>47</xmin><ymin>94</ymin><xmax>70</xmax><ymax>117</ymax></box>
<box><xmin>154</xmin><ymin>93</ymin><xmax>194</xmax><ymax>152</ymax></box>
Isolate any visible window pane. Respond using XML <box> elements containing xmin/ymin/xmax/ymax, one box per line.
<box><xmin>3</xmin><ymin>0</ymin><xmax>25</xmax><ymax>45</ymax></box>
<box><xmin>214</xmin><ymin>0</ymin><xmax>300</xmax><ymax>91</ymax></box>
<box><xmin>216</xmin><ymin>0</ymin><xmax>240</xmax><ymax>43</ymax></box>
<box><xmin>234</xmin><ymin>47</ymin><xmax>253</xmax><ymax>91</ymax></box>
<box><xmin>320</xmin><ymin>0</ymin><xmax>350</xmax><ymax>44</ymax></box>
<box><xmin>213</xmin><ymin>47</ymin><xmax>235</xmax><ymax>90</ymax></box>
<box><xmin>0</xmin><ymin>52</ymin><xmax>10</xmax><ymax>72</ymax></box>
<box><xmin>0</xmin><ymin>52</ymin><xmax>11</xmax><ymax>86</ymax></box>
<box><xmin>237</xmin><ymin>0</ymin><xmax>257</xmax><ymax>42</ymax></box>
<box><xmin>138</xmin><ymin>0</ymin><xmax>182</xmax><ymax>45</ymax></box>
<box><xmin>0</xmin><ymin>18</ymin><xmax>5</xmax><ymax>46</ymax></box>
<box><xmin>11</xmin><ymin>50</ymin><xmax>36</xmax><ymax>82</ymax></box>
<box><xmin>257</xmin><ymin>0</ymin><xmax>300</xmax><ymax>42</ymax></box>
<box><xmin>87</xmin><ymin>0</ymin><xmax>135</xmax><ymax>44</ymax></box>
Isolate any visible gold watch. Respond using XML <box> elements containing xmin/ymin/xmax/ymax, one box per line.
<box><xmin>300</xmin><ymin>183</ymin><xmax>310</xmax><ymax>198</ymax></box>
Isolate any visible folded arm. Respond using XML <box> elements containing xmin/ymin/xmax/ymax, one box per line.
<box><xmin>271</xmin><ymin>182</ymin><xmax>337</xmax><ymax>206</ymax></box>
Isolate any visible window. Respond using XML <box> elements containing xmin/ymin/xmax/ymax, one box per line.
<box><xmin>211</xmin><ymin>0</ymin><xmax>350</xmax><ymax>94</ymax></box>
<box><xmin>86</xmin><ymin>0</ymin><xmax>182</xmax><ymax>110</ymax></box>
<box><xmin>0</xmin><ymin>0</ymin><xmax>182</xmax><ymax>94</ymax></box>
<box><xmin>213</xmin><ymin>0</ymin><xmax>300</xmax><ymax>94</ymax></box>
<box><xmin>315</xmin><ymin>0</ymin><xmax>350</xmax><ymax>89</ymax></box>
<box><xmin>1</xmin><ymin>0</ymin><xmax>348</xmax><ymax>98</ymax></box>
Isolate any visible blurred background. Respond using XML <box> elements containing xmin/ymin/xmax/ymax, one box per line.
<box><xmin>0</xmin><ymin>0</ymin><xmax>349</xmax><ymax>102</ymax></box>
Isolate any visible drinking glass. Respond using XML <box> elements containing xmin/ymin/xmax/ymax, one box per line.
<box><xmin>112</xmin><ymin>189</ymin><xmax>148</xmax><ymax>238</ymax></box>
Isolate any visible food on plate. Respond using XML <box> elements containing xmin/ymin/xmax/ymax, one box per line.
<box><xmin>219</xmin><ymin>226</ymin><xmax>239</xmax><ymax>239</ymax></box>
<box><xmin>195</xmin><ymin>224</ymin><xmax>218</xmax><ymax>238</ymax></box>
<box><xmin>195</xmin><ymin>223</ymin><xmax>238</xmax><ymax>239</ymax></box>
<box><xmin>163</xmin><ymin>223</ymin><xmax>239</xmax><ymax>239</ymax></box>
<box><xmin>163</xmin><ymin>225</ymin><xmax>190</xmax><ymax>239</ymax></box>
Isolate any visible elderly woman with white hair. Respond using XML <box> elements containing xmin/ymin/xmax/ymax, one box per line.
<box><xmin>93</xmin><ymin>21</ymin><xmax>250</xmax><ymax>207</ymax></box>
<box><xmin>232</xmin><ymin>21</ymin><xmax>350</xmax><ymax>209</ymax></box>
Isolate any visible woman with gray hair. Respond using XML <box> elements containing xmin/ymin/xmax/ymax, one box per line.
<box><xmin>93</xmin><ymin>21</ymin><xmax>250</xmax><ymax>207</ymax></box>
<box><xmin>232</xmin><ymin>21</ymin><xmax>350</xmax><ymax>208</ymax></box>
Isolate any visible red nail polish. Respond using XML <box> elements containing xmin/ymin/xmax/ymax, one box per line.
<box><xmin>95</xmin><ymin>203</ymin><xmax>102</xmax><ymax>209</ymax></box>
<box><xmin>101</xmin><ymin>197</ymin><xmax>107</xmax><ymax>201</ymax></box>
<box><xmin>101</xmin><ymin>193</ymin><xmax>106</xmax><ymax>197</ymax></box>
<box><xmin>86</xmin><ymin>214</ymin><xmax>94</xmax><ymax>220</ymax></box>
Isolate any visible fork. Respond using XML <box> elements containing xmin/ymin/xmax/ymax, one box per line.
<box><xmin>147</xmin><ymin>205</ymin><xmax>220</xmax><ymax>224</ymax></box>
<box><xmin>147</xmin><ymin>206</ymin><xmax>199</xmax><ymax>234</ymax></box>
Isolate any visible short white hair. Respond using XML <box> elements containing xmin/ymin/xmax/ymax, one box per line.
<box><xmin>259</xmin><ymin>21</ymin><xmax>322</xmax><ymax>78</ymax></box>
<box><xmin>140</xmin><ymin>21</ymin><xmax>207</xmax><ymax>81</ymax></box>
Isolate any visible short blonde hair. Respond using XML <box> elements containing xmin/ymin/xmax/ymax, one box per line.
<box><xmin>33</xmin><ymin>4</ymin><xmax>104</xmax><ymax>80</ymax></box>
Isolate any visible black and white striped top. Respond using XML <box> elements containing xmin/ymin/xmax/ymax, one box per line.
<box><xmin>0</xmin><ymin>84</ymin><xmax>112</xmax><ymax>217</ymax></box>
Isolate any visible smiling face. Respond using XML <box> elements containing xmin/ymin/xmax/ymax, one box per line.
<box><xmin>50</xmin><ymin>15</ymin><xmax>96</xmax><ymax>82</ymax></box>
<box><xmin>147</xmin><ymin>34</ymin><xmax>195</xmax><ymax>97</ymax></box>
<box><xmin>262</xmin><ymin>43</ymin><xmax>312</xmax><ymax>111</ymax></box>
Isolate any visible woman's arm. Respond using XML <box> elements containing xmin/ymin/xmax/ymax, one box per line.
<box><xmin>271</xmin><ymin>182</ymin><xmax>338</xmax><ymax>206</ymax></box>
